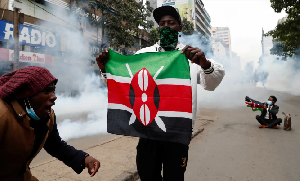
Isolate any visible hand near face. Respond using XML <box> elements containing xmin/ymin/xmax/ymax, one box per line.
<box><xmin>181</xmin><ymin>45</ymin><xmax>211</xmax><ymax>69</ymax></box>
<box><xmin>85</xmin><ymin>156</ymin><xmax>100</xmax><ymax>177</ymax></box>
<box><xmin>96</xmin><ymin>49</ymin><xmax>109</xmax><ymax>73</ymax></box>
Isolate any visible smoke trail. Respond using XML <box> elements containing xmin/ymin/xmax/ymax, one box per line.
<box><xmin>21</xmin><ymin>6</ymin><xmax>109</xmax><ymax>141</ymax></box>
<box><xmin>57</xmin><ymin>110</ymin><xmax>107</xmax><ymax>141</ymax></box>
<box><xmin>179</xmin><ymin>33</ymin><xmax>259</xmax><ymax>110</ymax></box>
<box><xmin>255</xmin><ymin>55</ymin><xmax>300</xmax><ymax>96</ymax></box>
<box><xmin>179</xmin><ymin>32</ymin><xmax>300</xmax><ymax>111</ymax></box>
<box><xmin>53</xmin><ymin>74</ymin><xmax>108</xmax><ymax>141</ymax></box>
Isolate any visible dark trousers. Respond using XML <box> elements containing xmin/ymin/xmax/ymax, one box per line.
<box><xmin>256</xmin><ymin>115</ymin><xmax>282</xmax><ymax>127</ymax></box>
<box><xmin>136</xmin><ymin>138</ymin><xmax>189</xmax><ymax>181</ymax></box>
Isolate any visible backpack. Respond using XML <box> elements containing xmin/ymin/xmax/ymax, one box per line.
<box><xmin>282</xmin><ymin>112</ymin><xmax>292</xmax><ymax>131</ymax></box>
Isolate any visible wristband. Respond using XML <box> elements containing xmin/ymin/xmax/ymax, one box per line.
<box><xmin>84</xmin><ymin>153</ymin><xmax>90</xmax><ymax>159</ymax></box>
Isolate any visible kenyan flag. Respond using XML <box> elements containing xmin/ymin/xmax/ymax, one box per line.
<box><xmin>106</xmin><ymin>49</ymin><xmax>192</xmax><ymax>145</ymax></box>
<box><xmin>245</xmin><ymin>96</ymin><xmax>264</xmax><ymax>113</ymax></box>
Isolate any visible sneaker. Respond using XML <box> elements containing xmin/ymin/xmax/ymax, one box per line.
<box><xmin>273</xmin><ymin>126</ymin><xmax>279</xmax><ymax>129</ymax></box>
<box><xmin>259</xmin><ymin>125</ymin><xmax>266</xmax><ymax>128</ymax></box>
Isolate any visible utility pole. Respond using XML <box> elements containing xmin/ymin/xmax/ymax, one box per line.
<box><xmin>13</xmin><ymin>8</ymin><xmax>20</xmax><ymax>71</ymax></box>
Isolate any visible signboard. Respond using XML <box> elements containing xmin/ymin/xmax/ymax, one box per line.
<box><xmin>161</xmin><ymin>0</ymin><xmax>176</xmax><ymax>6</ymax></box>
<box><xmin>0</xmin><ymin>20</ymin><xmax>60</xmax><ymax>49</ymax></box>
<box><xmin>0</xmin><ymin>48</ymin><xmax>52</xmax><ymax>64</ymax></box>
<box><xmin>9</xmin><ymin>50</ymin><xmax>52</xmax><ymax>64</ymax></box>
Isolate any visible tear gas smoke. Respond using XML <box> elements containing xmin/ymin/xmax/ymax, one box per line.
<box><xmin>179</xmin><ymin>33</ymin><xmax>300</xmax><ymax>111</ymax></box>
<box><xmin>255</xmin><ymin>55</ymin><xmax>300</xmax><ymax>96</ymax></box>
<box><xmin>1</xmin><ymin>5</ymin><xmax>298</xmax><ymax>141</ymax></box>
<box><xmin>17</xmin><ymin>7</ymin><xmax>108</xmax><ymax>141</ymax></box>
<box><xmin>179</xmin><ymin>33</ymin><xmax>255</xmax><ymax>110</ymax></box>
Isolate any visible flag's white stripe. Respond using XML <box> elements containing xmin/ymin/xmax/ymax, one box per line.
<box><xmin>129</xmin><ymin>114</ymin><xmax>136</xmax><ymax>125</ymax></box>
<box><xmin>153</xmin><ymin>66</ymin><xmax>164</xmax><ymax>80</ymax></box>
<box><xmin>157</xmin><ymin>111</ymin><xmax>192</xmax><ymax>119</ymax></box>
<box><xmin>106</xmin><ymin>73</ymin><xmax>132</xmax><ymax>84</ymax></box>
<box><xmin>155</xmin><ymin>78</ymin><xmax>191</xmax><ymax>86</ymax></box>
<box><xmin>108</xmin><ymin>103</ymin><xmax>192</xmax><ymax>119</ymax></box>
<box><xmin>155</xmin><ymin>116</ymin><xmax>166</xmax><ymax>132</ymax></box>
<box><xmin>108</xmin><ymin>103</ymin><xmax>133</xmax><ymax>113</ymax></box>
<box><xmin>107</xmin><ymin>74</ymin><xmax>190</xmax><ymax>86</ymax></box>
<box><xmin>126</xmin><ymin>63</ymin><xmax>133</xmax><ymax>78</ymax></box>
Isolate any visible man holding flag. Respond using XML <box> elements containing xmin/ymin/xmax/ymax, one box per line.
<box><xmin>255</xmin><ymin>96</ymin><xmax>282</xmax><ymax>128</ymax></box>
<box><xmin>96</xmin><ymin>6</ymin><xmax>225</xmax><ymax>181</ymax></box>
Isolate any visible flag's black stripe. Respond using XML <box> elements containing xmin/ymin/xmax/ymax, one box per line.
<box><xmin>245</xmin><ymin>96</ymin><xmax>264</xmax><ymax>106</ymax></box>
<box><xmin>107</xmin><ymin>109</ymin><xmax>192</xmax><ymax>145</ymax></box>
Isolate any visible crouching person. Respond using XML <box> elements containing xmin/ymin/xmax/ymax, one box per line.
<box><xmin>256</xmin><ymin>96</ymin><xmax>282</xmax><ymax>129</ymax></box>
<box><xmin>0</xmin><ymin>66</ymin><xmax>100</xmax><ymax>181</ymax></box>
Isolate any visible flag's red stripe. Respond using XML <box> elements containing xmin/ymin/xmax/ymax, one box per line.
<box><xmin>157</xmin><ymin>84</ymin><xmax>192</xmax><ymax>113</ymax></box>
<box><xmin>245</xmin><ymin>102</ymin><xmax>264</xmax><ymax>109</ymax></box>
<box><xmin>107</xmin><ymin>79</ymin><xmax>131</xmax><ymax>108</ymax></box>
<box><xmin>108</xmin><ymin>80</ymin><xmax>192</xmax><ymax>113</ymax></box>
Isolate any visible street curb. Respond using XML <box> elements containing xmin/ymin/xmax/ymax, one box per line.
<box><xmin>116</xmin><ymin>126</ymin><xmax>207</xmax><ymax>181</ymax></box>
<box><xmin>192</xmin><ymin>128</ymin><xmax>204</xmax><ymax>139</ymax></box>
<box><xmin>31</xmin><ymin>135</ymin><xmax>123</xmax><ymax>169</ymax></box>
<box><xmin>112</xmin><ymin>167</ymin><xmax>139</xmax><ymax>181</ymax></box>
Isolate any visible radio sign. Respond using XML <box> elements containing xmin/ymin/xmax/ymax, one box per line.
<box><xmin>0</xmin><ymin>20</ymin><xmax>59</xmax><ymax>49</ymax></box>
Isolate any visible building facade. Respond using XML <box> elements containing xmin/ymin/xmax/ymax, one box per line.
<box><xmin>261</xmin><ymin>28</ymin><xmax>273</xmax><ymax>56</ymax></box>
<box><xmin>211</xmin><ymin>27</ymin><xmax>231</xmax><ymax>58</ymax></box>
<box><xmin>211</xmin><ymin>37</ymin><xmax>226</xmax><ymax>57</ymax></box>
<box><xmin>194</xmin><ymin>0</ymin><xmax>211</xmax><ymax>39</ymax></box>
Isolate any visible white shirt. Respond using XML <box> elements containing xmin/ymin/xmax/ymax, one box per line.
<box><xmin>264</xmin><ymin>105</ymin><xmax>273</xmax><ymax>119</ymax></box>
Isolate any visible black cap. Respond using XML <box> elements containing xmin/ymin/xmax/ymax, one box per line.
<box><xmin>153</xmin><ymin>6</ymin><xmax>182</xmax><ymax>25</ymax></box>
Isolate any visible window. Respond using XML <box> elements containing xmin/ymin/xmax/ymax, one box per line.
<box><xmin>0</xmin><ymin>41</ymin><xmax>7</xmax><ymax>49</ymax></box>
<box><xmin>31</xmin><ymin>46</ymin><xmax>46</xmax><ymax>54</ymax></box>
<box><xmin>34</xmin><ymin>0</ymin><xmax>45</xmax><ymax>5</ymax></box>
<box><xmin>22</xmin><ymin>45</ymin><xmax>31</xmax><ymax>52</ymax></box>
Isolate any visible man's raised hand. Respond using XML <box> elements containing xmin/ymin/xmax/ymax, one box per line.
<box><xmin>96</xmin><ymin>49</ymin><xmax>109</xmax><ymax>73</ymax></box>
<box><xmin>181</xmin><ymin>45</ymin><xmax>211</xmax><ymax>69</ymax></box>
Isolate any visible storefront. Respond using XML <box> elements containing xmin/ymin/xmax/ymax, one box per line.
<box><xmin>0</xmin><ymin>20</ymin><xmax>59</xmax><ymax>58</ymax></box>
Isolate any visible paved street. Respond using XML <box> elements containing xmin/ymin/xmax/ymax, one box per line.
<box><xmin>31</xmin><ymin>87</ymin><xmax>300</xmax><ymax>181</ymax></box>
<box><xmin>186</xmin><ymin>91</ymin><xmax>300</xmax><ymax>181</ymax></box>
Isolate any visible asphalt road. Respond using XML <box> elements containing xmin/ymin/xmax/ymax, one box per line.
<box><xmin>185</xmin><ymin>91</ymin><xmax>300</xmax><ymax>181</ymax></box>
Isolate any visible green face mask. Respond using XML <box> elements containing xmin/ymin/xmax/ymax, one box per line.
<box><xmin>159</xmin><ymin>27</ymin><xmax>179</xmax><ymax>51</ymax></box>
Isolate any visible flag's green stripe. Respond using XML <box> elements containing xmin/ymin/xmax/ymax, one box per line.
<box><xmin>106</xmin><ymin>49</ymin><xmax>190</xmax><ymax>79</ymax></box>
<box><xmin>246</xmin><ymin>105</ymin><xmax>263</xmax><ymax>113</ymax></box>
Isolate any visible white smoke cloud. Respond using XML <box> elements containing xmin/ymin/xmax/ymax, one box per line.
<box><xmin>33</xmin><ymin>7</ymin><xmax>109</xmax><ymax>141</ymax></box>
<box><xmin>255</xmin><ymin>55</ymin><xmax>300</xmax><ymax>96</ymax></box>
<box><xmin>2</xmin><ymin>2</ymin><xmax>297</xmax><ymax>141</ymax></box>
<box><xmin>179</xmin><ymin>34</ymin><xmax>257</xmax><ymax>110</ymax></box>
<box><xmin>179</xmin><ymin>32</ymin><xmax>300</xmax><ymax>112</ymax></box>
<box><xmin>53</xmin><ymin>74</ymin><xmax>108</xmax><ymax>141</ymax></box>
<box><xmin>57</xmin><ymin>110</ymin><xmax>107</xmax><ymax>141</ymax></box>
<box><xmin>178</xmin><ymin>33</ymin><xmax>291</xmax><ymax>110</ymax></box>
